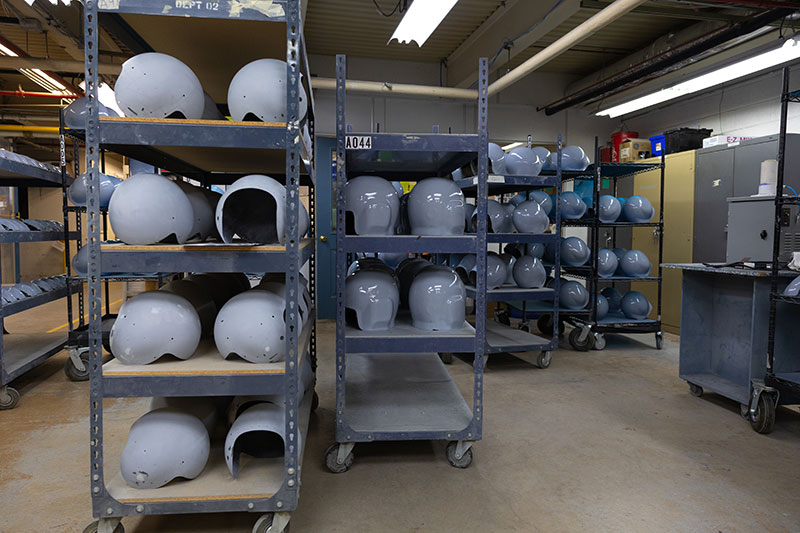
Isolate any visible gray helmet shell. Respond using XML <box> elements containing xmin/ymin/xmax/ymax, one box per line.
<box><xmin>346</xmin><ymin>269</ymin><xmax>399</xmax><ymax>331</ymax></box>
<box><xmin>215</xmin><ymin>174</ymin><xmax>309</xmax><ymax>245</ymax></box>
<box><xmin>512</xmin><ymin>200</ymin><xmax>549</xmax><ymax>234</ymax></box>
<box><xmin>63</xmin><ymin>97</ymin><xmax>118</xmax><ymax>129</ymax></box>
<box><xmin>785</xmin><ymin>275</ymin><xmax>800</xmax><ymax>296</ymax></box>
<box><xmin>499</xmin><ymin>253</ymin><xmax>516</xmax><ymax>284</ymax></box>
<box><xmin>561</xmin><ymin>236</ymin><xmax>591</xmax><ymax>267</ymax></box>
<box><xmin>472</xmin><ymin>199</ymin><xmax>513</xmax><ymax>234</ymax></box>
<box><xmin>225</xmin><ymin>400</ymin><xmax>299</xmax><ymax>478</ymax></box>
<box><xmin>488</xmin><ymin>142</ymin><xmax>506</xmax><ymax>174</ymax></box>
<box><xmin>464</xmin><ymin>203</ymin><xmax>476</xmax><ymax>232</ymax></box>
<box><xmin>598</xmin><ymin>195</ymin><xmax>622</xmax><ymax>223</ymax></box>
<box><xmin>396</xmin><ymin>257</ymin><xmax>432</xmax><ymax>309</ymax></box>
<box><xmin>455</xmin><ymin>254</ymin><xmax>476</xmax><ymax>284</ymax></box>
<box><xmin>560</xmin><ymin>281</ymin><xmax>589</xmax><ymax>310</ymax></box>
<box><xmin>214</xmin><ymin>290</ymin><xmax>287</xmax><ymax>363</ymax></box>
<box><xmin>562</xmin><ymin>145</ymin><xmax>588</xmax><ymax>171</ymax></box>
<box><xmin>174</xmin><ymin>181</ymin><xmax>216</xmax><ymax>241</ymax></box>
<box><xmin>530</xmin><ymin>190</ymin><xmax>553</xmax><ymax>216</ymax></box>
<box><xmin>527</xmin><ymin>242</ymin><xmax>545</xmax><ymax>259</ymax></box>
<box><xmin>470</xmin><ymin>252</ymin><xmax>507</xmax><ymax>290</ymax></box>
<box><xmin>621</xmin><ymin>291</ymin><xmax>652</xmax><ymax>320</ymax></box>
<box><xmin>115</xmin><ymin>53</ymin><xmax>204</xmax><ymax>119</ymax></box>
<box><xmin>601</xmin><ymin>287</ymin><xmax>623</xmax><ymax>312</ymax></box>
<box><xmin>109</xmin><ymin>173</ymin><xmax>195</xmax><ymax>245</ymax></box>
<box><xmin>345</xmin><ymin>176</ymin><xmax>399</xmax><ymax>235</ymax></box>
<box><xmin>111</xmin><ymin>291</ymin><xmax>202</xmax><ymax>365</ymax></box>
<box><xmin>160</xmin><ymin>279</ymin><xmax>218</xmax><ymax>337</ymax></box>
<box><xmin>620</xmin><ymin>249</ymin><xmax>652</xmax><ymax>278</ymax></box>
<box><xmin>622</xmin><ymin>195</ymin><xmax>655</xmax><ymax>223</ymax></box>
<box><xmin>149</xmin><ymin>396</ymin><xmax>223</xmax><ymax>436</ymax></box>
<box><xmin>505</xmin><ymin>146</ymin><xmax>543</xmax><ymax>176</ymax></box>
<box><xmin>201</xmin><ymin>91</ymin><xmax>224</xmax><ymax>120</ymax></box>
<box><xmin>560</xmin><ymin>192</ymin><xmax>587</xmax><ymax>220</ymax></box>
<box><xmin>409</xmin><ymin>265</ymin><xmax>466</xmax><ymax>331</ymax></box>
<box><xmin>596</xmin><ymin>294</ymin><xmax>610</xmax><ymax>321</ymax></box>
<box><xmin>512</xmin><ymin>255</ymin><xmax>546</xmax><ymax>288</ymax></box>
<box><xmin>68</xmin><ymin>171</ymin><xmax>120</xmax><ymax>208</ymax></box>
<box><xmin>597</xmin><ymin>248</ymin><xmax>619</xmax><ymax>278</ymax></box>
<box><xmin>257</xmin><ymin>280</ymin><xmax>310</xmax><ymax>328</ymax></box>
<box><xmin>227</xmin><ymin>59</ymin><xmax>308</xmax><ymax>123</ymax></box>
<box><xmin>407</xmin><ymin>177</ymin><xmax>466</xmax><ymax>235</ymax></box>
<box><xmin>121</xmin><ymin>408</ymin><xmax>210</xmax><ymax>489</ymax></box>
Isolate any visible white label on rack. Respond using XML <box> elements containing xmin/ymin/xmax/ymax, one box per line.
<box><xmin>345</xmin><ymin>136</ymin><xmax>372</xmax><ymax>150</ymax></box>
<box><xmin>488</xmin><ymin>175</ymin><xmax>504</xmax><ymax>183</ymax></box>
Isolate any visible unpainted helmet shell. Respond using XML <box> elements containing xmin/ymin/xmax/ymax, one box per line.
<box><xmin>407</xmin><ymin>177</ymin><xmax>466</xmax><ymax>235</ymax></box>
<box><xmin>18</xmin><ymin>282</ymin><xmax>42</xmax><ymax>296</ymax></box>
<box><xmin>464</xmin><ymin>203</ymin><xmax>476</xmax><ymax>232</ymax></box>
<box><xmin>784</xmin><ymin>275</ymin><xmax>800</xmax><ymax>296</ymax></box>
<box><xmin>601</xmin><ymin>287</ymin><xmax>622</xmax><ymax>312</ymax></box>
<box><xmin>109</xmin><ymin>173</ymin><xmax>194</xmax><ymax>245</ymax></box>
<box><xmin>512</xmin><ymin>200</ymin><xmax>549</xmax><ymax>234</ymax></box>
<box><xmin>598</xmin><ymin>195</ymin><xmax>622</xmax><ymax>223</ymax></box>
<box><xmin>174</xmin><ymin>181</ymin><xmax>216</xmax><ymax>241</ymax></box>
<box><xmin>513</xmin><ymin>255</ymin><xmax>546</xmax><ymax>288</ymax></box>
<box><xmin>455</xmin><ymin>254</ymin><xmax>476</xmax><ymax>284</ymax></box>
<box><xmin>622</xmin><ymin>195</ymin><xmax>655</xmax><ymax>223</ymax></box>
<box><xmin>345</xmin><ymin>175</ymin><xmax>399</xmax><ymax>235</ymax></box>
<box><xmin>530</xmin><ymin>190</ymin><xmax>554</xmax><ymax>217</ymax></box>
<box><xmin>409</xmin><ymin>265</ymin><xmax>466</xmax><ymax>331</ymax></box>
<box><xmin>596</xmin><ymin>294</ymin><xmax>610</xmax><ymax>321</ymax></box>
<box><xmin>560</xmin><ymin>280</ymin><xmax>589</xmax><ymax>310</ymax></box>
<box><xmin>225</xmin><ymin>400</ymin><xmax>298</xmax><ymax>478</ymax></box>
<box><xmin>160</xmin><ymin>279</ymin><xmax>218</xmax><ymax>337</ymax></box>
<box><xmin>560</xmin><ymin>192</ymin><xmax>587</xmax><ymax>220</ymax></box>
<box><xmin>148</xmin><ymin>396</ymin><xmax>224</xmax><ymax>436</ymax></box>
<box><xmin>472</xmin><ymin>199</ymin><xmax>513</xmax><ymax>234</ymax></box>
<box><xmin>597</xmin><ymin>248</ymin><xmax>619</xmax><ymax>278</ymax></box>
<box><xmin>505</xmin><ymin>146</ymin><xmax>543</xmax><ymax>176</ymax></box>
<box><xmin>504</xmin><ymin>243</ymin><xmax>525</xmax><ymax>259</ymax></box>
<box><xmin>216</xmin><ymin>174</ymin><xmax>309</xmax><ymax>245</ymax></box>
<box><xmin>214</xmin><ymin>290</ymin><xmax>287</xmax><ymax>363</ymax></box>
<box><xmin>121</xmin><ymin>408</ymin><xmax>210</xmax><ymax>489</ymax></box>
<box><xmin>63</xmin><ymin>97</ymin><xmax>118</xmax><ymax>129</ymax></box>
<box><xmin>68</xmin><ymin>171</ymin><xmax>120</xmax><ymax>208</ymax></box>
<box><xmin>562</xmin><ymin>145</ymin><xmax>587</xmax><ymax>171</ymax></box>
<box><xmin>469</xmin><ymin>252</ymin><xmax>507</xmax><ymax>290</ymax></box>
<box><xmin>620</xmin><ymin>249</ymin><xmax>652</xmax><ymax>278</ymax></box>
<box><xmin>115</xmin><ymin>53</ymin><xmax>204</xmax><ymax>119</ymax></box>
<box><xmin>527</xmin><ymin>242</ymin><xmax>545</xmax><ymax>259</ymax></box>
<box><xmin>257</xmin><ymin>280</ymin><xmax>311</xmax><ymax>328</ymax></box>
<box><xmin>561</xmin><ymin>236</ymin><xmax>591</xmax><ymax>267</ymax></box>
<box><xmin>488</xmin><ymin>142</ymin><xmax>506</xmax><ymax>174</ymax></box>
<box><xmin>111</xmin><ymin>291</ymin><xmax>202</xmax><ymax>365</ymax></box>
<box><xmin>201</xmin><ymin>91</ymin><xmax>224</xmax><ymax>120</ymax></box>
<box><xmin>499</xmin><ymin>253</ymin><xmax>516</xmax><ymax>285</ymax></box>
<box><xmin>227</xmin><ymin>59</ymin><xmax>308</xmax><ymax>123</ymax></box>
<box><xmin>397</xmin><ymin>257</ymin><xmax>433</xmax><ymax>308</ymax></box>
<box><xmin>346</xmin><ymin>269</ymin><xmax>399</xmax><ymax>331</ymax></box>
<box><xmin>621</xmin><ymin>291</ymin><xmax>652</xmax><ymax>320</ymax></box>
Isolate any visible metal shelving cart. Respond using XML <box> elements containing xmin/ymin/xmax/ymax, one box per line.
<box><xmin>454</xmin><ymin>139</ymin><xmax>566</xmax><ymax>369</ymax></box>
<box><xmin>752</xmin><ymin>65</ymin><xmax>800</xmax><ymax>434</ymax></box>
<box><xmin>0</xmin><ymin>147</ymin><xmax>80</xmax><ymax>410</ymax></box>
<box><xmin>80</xmin><ymin>1</ymin><xmax>316</xmax><ymax>532</ymax></box>
<box><xmin>556</xmin><ymin>142</ymin><xmax>665</xmax><ymax>352</ymax></box>
<box><xmin>325</xmin><ymin>55</ymin><xmax>486</xmax><ymax>473</ymax></box>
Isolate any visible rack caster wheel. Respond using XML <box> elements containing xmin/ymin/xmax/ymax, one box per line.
<box><xmin>82</xmin><ymin>520</ymin><xmax>124</xmax><ymax>533</ymax></box>
<box><xmin>537</xmin><ymin>314</ymin><xmax>563</xmax><ymax>335</ymax></box>
<box><xmin>253</xmin><ymin>513</ymin><xmax>290</xmax><ymax>533</ymax></box>
<box><xmin>0</xmin><ymin>386</ymin><xmax>19</xmax><ymax>410</ymax></box>
<box><xmin>688</xmin><ymin>382</ymin><xmax>703</xmax><ymax>397</ymax></box>
<box><xmin>445</xmin><ymin>441</ymin><xmax>473</xmax><ymax>469</ymax></box>
<box><xmin>740</xmin><ymin>403</ymin><xmax>751</xmax><ymax>419</ymax></box>
<box><xmin>655</xmin><ymin>332</ymin><xmax>664</xmax><ymax>350</ymax></box>
<box><xmin>518</xmin><ymin>322</ymin><xmax>530</xmax><ymax>332</ymax></box>
<box><xmin>568</xmin><ymin>328</ymin><xmax>594</xmax><ymax>352</ymax></box>
<box><xmin>65</xmin><ymin>350</ymin><xmax>90</xmax><ymax>382</ymax></box>
<box><xmin>438</xmin><ymin>352</ymin><xmax>454</xmax><ymax>364</ymax></box>
<box><xmin>494</xmin><ymin>309</ymin><xmax>511</xmax><ymax>326</ymax></box>
<box><xmin>536</xmin><ymin>351</ymin><xmax>552</xmax><ymax>369</ymax></box>
<box><xmin>749</xmin><ymin>392</ymin><xmax>776</xmax><ymax>434</ymax></box>
<box><xmin>325</xmin><ymin>443</ymin><xmax>354</xmax><ymax>473</ymax></box>
<box><xmin>311</xmin><ymin>391</ymin><xmax>319</xmax><ymax>413</ymax></box>
<box><xmin>592</xmin><ymin>333</ymin><xmax>606</xmax><ymax>350</ymax></box>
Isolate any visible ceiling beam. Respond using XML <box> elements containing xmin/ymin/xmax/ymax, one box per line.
<box><xmin>581</xmin><ymin>0</ymin><xmax>787</xmax><ymax>25</ymax></box>
<box><xmin>446</xmin><ymin>0</ymin><xmax>582</xmax><ymax>89</ymax></box>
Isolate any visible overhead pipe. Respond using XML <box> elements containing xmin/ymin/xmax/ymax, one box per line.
<box><xmin>487</xmin><ymin>0</ymin><xmax>648</xmax><ymax>97</ymax></box>
<box><xmin>0</xmin><ymin>125</ymin><xmax>60</xmax><ymax>133</ymax></box>
<box><xmin>311</xmin><ymin>77</ymin><xmax>478</xmax><ymax>100</ymax></box>
<box><xmin>542</xmin><ymin>8</ymin><xmax>794</xmax><ymax>115</ymax></box>
<box><xmin>0</xmin><ymin>89</ymin><xmax>80</xmax><ymax>99</ymax></box>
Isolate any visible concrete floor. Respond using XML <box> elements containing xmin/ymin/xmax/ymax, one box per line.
<box><xmin>1</xmin><ymin>292</ymin><xmax>800</xmax><ymax>532</ymax></box>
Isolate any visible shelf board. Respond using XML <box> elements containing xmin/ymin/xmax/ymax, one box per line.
<box><xmin>484</xmin><ymin>320</ymin><xmax>551</xmax><ymax>353</ymax></box>
<box><xmin>769</xmin><ymin>372</ymin><xmax>800</xmax><ymax>395</ymax></box>
<box><xmin>346</xmin><ymin>317</ymin><xmax>475</xmax><ymax>353</ymax></box>
<box><xmin>679</xmin><ymin>372</ymin><xmax>748</xmax><ymax>404</ymax></box>
<box><xmin>0</xmin><ymin>150</ymin><xmax>68</xmax><ymax>187</ymax></box>
<box><xmin>596</xmin><ymin>313</ymin><xmax>658</xmax><ymax>325</ymax></box>
<box><xmin>344</xmin><ymin>352</ymin><xmax>473</xmax><ymax>435</ymax></box>
<box><xmin>456</xmin><ymin>174</ymin><xmax>557</xmax><ymax>195</ymax></box>
<box><xmin>517</xmin><ymin>300</ymin><xmax>591</xmax><ymax>314</ymax></box>
<box><xmin>562</xmin><ymin>220</ymin><xmax>660</xmax><ymax>227</ymax></box>
<box><xmin>106</xmin><ymin>388</ymin><xmax>313</xmax><ymax>508</ymax></box>
<box><xmin>100</xmin><ymin>239</ymin><xmax>313</xmax><ymax>274</ymax></box>
<box><xmin>598</xmin><ymin>162</ymin><xmax>660</xmax><ymax>178</ymax></box>
<box><xmin>0</xmin><ymin>230</ymin><xmax>76</xmax><ymax>243</ymax></box>
<box><xmin>103</xmin><ymin>319</ymin><xmax>312</xmax><ymax>398</ymax></box>
<box><xmin>466</xmin><ymin>285</ymin><xmax>554</xmax><ymax>302</ymax></box>
<box><xmin>773</xmin><ymin>293</ymin><xmax>800</xmax><ymax>305</ymax></box>
<box><xmin>343</xmin><ymin>235</ymin><xmax>476</xmax><ymax>254</ymax></box>
<box><xmin>486</xmin><ymin>232</ymin><xmax>558</xmax><ymax>244</ymax></box>
<box><xmin>1</xmin><ymin>332</ymin><xmax>67</xmax><ymax>384</ymax></box>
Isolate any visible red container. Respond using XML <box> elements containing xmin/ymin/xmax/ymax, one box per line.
<box><xmin>600</xmin><ymin>147</ymin><xmax>612</xmax><ymax>163</ymax></box>
<box><xmin>611</xmin><ymin>131</ymin><xmax>638</xmax><ymax>162</ymax></box>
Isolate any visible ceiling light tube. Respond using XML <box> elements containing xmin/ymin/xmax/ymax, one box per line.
<box><xmin>390</xmin><ymin>0</ymin><xmax>459</xmax><ymax>47</ymax></box>
<box><xmin>597</xmin><ymin>37</ymin><xmax>800</xmax><ymax>118</ymax></box>
<box><xmin>502</xmin><ymin>141</ymin><xmax>525</xmax><ymax>151</ymax></box>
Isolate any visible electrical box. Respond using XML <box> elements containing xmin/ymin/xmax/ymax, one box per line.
<box><xmin>726</xmin><ymin>196</ymin><xmax>800</xmax><ymax>264</ymax></box>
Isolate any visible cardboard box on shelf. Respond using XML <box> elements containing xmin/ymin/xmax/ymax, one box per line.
<box><xmin>619</xmin><ymin>139</ymin><xmax>651</xmax><ymax>162</ymax></box>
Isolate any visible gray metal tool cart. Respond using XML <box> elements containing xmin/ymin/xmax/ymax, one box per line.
<box><xmin>454</xmin><ymin>139</ymin><xmax>566</xmax><ymax>369</ymax></box>
<box><xmin>326</xmin><ymin>55</ymin><xmax>487</xmax><ymax>473</ymax></box>
<box><xmin>0</xmin><ymin>145</ymin><xmax>80</xmax><ymax>410</ymax></box>
<box><xmin>559</xmin><ymin>142</ymin><xmax>665</xmax><ymax>352</ymax></box>
<box><xmin>80</xmin><ymin>1</ymin><xmax>316</xmax><ymax>532</ymax></box>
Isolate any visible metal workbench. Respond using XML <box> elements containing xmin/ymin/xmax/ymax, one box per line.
<box><xmin>79</xmin><ymin>2</ymin><xmax>316</xmax><ymax>532</ymax></box>
<box><xmin>325</xmin><ymin>55</ymin><xmax>486</xmax><ymax>472</ymax></box>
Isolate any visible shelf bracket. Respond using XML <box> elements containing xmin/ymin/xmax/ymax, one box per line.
<box><xmin>749</xmin><ymin>379</ymin><xmax>779</xmax><ymax>418</ymax></box>
<box><xmin>97</xmin><ymin>518</ymin><xmax>121</xmax><ymax>533</ymax></box>
<box><xmin>67</xmin><ymin>346</ymin><xmax>88</xmax><ymax>373</ymax></box>
<box><xmin>454</xmin><ymin>440</ymin><xmax>473</xmax><ymax>460</ymax></box>
<box><xmin>336</xmin><ymin>442</ymin><xmax>355</xmax><ymax>464</ymax></box>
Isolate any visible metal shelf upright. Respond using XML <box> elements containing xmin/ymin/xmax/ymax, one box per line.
<box><xmin>557</xmin><ymin>140</ymin><xmax>665</xmax><ymax>352</ymax></box>
<box><xmin>0</xmin><ymin>140</ymin><xmax>80</xmax><ymax>410</ymax></box>
<box><xmin>326</xmin><ymin>55</ymin><xmax>487</xmax><ymax>472</ymax></box>
<box><xmin>81</xmin><ymin>2</ymin><xmax>316</xmax><ymax>532</ymax></box>
<box><xmin>455</xmin><ymin>138</ymin><xmax>566</xmax><ymax>369</ymax></box>
<box><xmin>752</xmin><ymin>65</ymin><xmax>800</xmax><ymax>434</ymax></box>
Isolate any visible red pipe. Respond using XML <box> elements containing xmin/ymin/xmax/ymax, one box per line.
<box><xmin>0</xmin><ymin>89</ymin><xmax>81</xmax><ymax>99</ymax></box>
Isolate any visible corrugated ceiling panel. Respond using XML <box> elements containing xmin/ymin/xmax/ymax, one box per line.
<box><xmin>0</xmin><ymin>28</ymin><xmax>74</xmax><ymax>60</ymax></box>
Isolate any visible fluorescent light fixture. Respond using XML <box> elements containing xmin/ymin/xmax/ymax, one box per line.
<box><xmin>502</xmin><ymin>141</ymin><xmax>524</xmax><ymax>151</ymax></box>
<box><xmin>0</xmin><ymin>42</ymin><xmax>73</xmax><ymax>94</ymax></box>
<box><xmin>390</xmin><ymin>0</ymin><xmax>458</xmax><ymax>47</ymax></box>
<box><xmin>24</xmin><ymin>1</ymin><xmax>71</xmax><ymax>5</ymax></box>
<box><xmin>597</xmin><ymin>38</ymin><xmax>800</xmax><ymax>118</ymax></box>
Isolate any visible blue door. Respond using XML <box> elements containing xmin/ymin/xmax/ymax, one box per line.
<box><xmin>315</xmin><ymin>136</ymin><xmax>337</xmax><ymax>319</ymax></box>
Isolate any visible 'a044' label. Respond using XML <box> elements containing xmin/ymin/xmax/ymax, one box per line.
<box><xmin>345</xmin><ymin>136</ymin><xmax>372</xmax><ymax>150</ymax></box>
